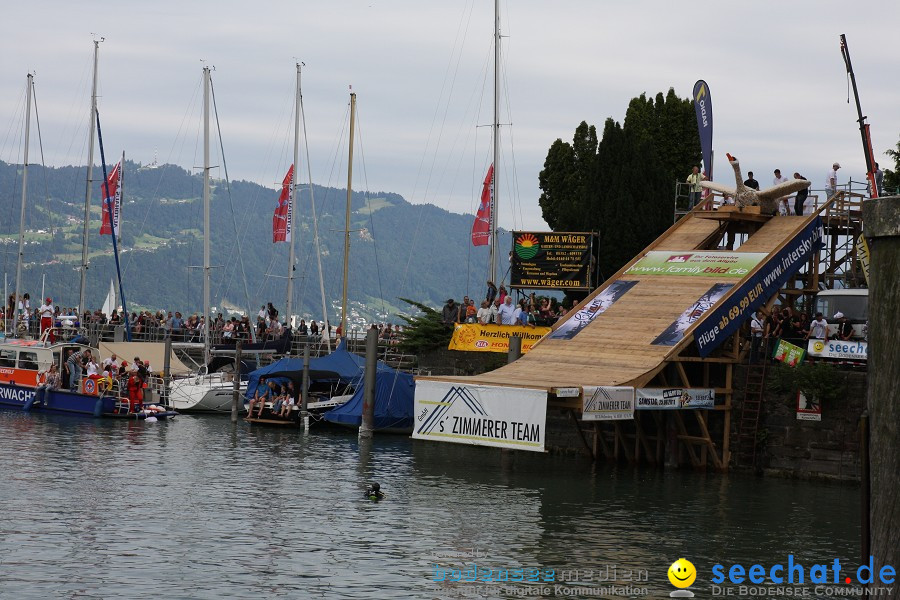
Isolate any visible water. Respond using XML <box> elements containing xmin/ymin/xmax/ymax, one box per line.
<box><xmin>0</xmin><ymin>411</ymin><xmax>862</xmax><ymax>599</ymax></box>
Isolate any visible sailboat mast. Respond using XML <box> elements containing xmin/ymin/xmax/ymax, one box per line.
<box><xmin>286</xmin><ymin>63</ymin><xmax>300</xmax><ymax>325</ymax></box>
<box><xmin>14</xmin><ymin>74</ymin><xmax>33</xmax><ymax>334</ymax></box>
<box><xmin>489</xmin><ymin>0</ymin><xmax>500</xmax><ymax>285</ymax></box>
<box><xmin>341</xmin><ymin>92</ymin><xmax>356</xmax><ymax>338</ymax></box>
<box><xmin>202</xmin><ymin>66</ymin><xmax>211</xmax><ymax>361</ymax></box>
<box><xmin>297</xmin><ymin>64</ymin><xmax>332</xmax><ymax>352</ymax></box>
<box><xmin>79</xmin><ymin>40</ymin><xmax>100</xmax><ymax>315</ymax></box>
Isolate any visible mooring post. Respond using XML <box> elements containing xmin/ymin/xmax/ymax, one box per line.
<box><xmin>301</xmin><ymin>339</ymin><xmax>310</xmax><ymax>431</ymax></box>
<box><xmin>163</xmin><ymin>334</ymin><xmax>172</xmax><ymax>408</ymax></box>
<box><xmin>231</xmin><ymin>339</ymin><xmax>242</xmax><ymax>423</ymax></box>
<box><xmin>508</xmin><ymin>334</ymin><xmax>522</xmax><ymax>363</ymax></box>
<box><xmin>359</xmin><ymin>327</ymin><xmax>378</xmax><ymax>439</ymax></box>
<box><xmin>861</xmin><ymin>195</ymin><xmax>899</xmax><ymax>578</ymax></box>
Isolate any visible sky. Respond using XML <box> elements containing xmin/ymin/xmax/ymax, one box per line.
<box><xmin>2</xmin><ymin>0</ymin><xmax>898</xmax><ymax>233</ymax></box>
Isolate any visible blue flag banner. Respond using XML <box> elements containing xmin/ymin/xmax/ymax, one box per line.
<box><xmin>694</xmin><ymin>217</ymin><xmax>825</xmax><ymax>357</ymax></box>
<box><xmin>693</xmin><ymin>80</ymin><xmax>713</xmax><ymax>180</ymax></box>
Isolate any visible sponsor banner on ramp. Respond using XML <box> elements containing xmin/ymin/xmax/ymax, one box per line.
<box><xmin>582</xmin><ymin>386</ymin><xmax>634</xmax><ymax>421</ymax></box>
<box><xmin>448</xmin><ymin>324</ymin><xmax>551</xmax><ymax>353</ymax></box>
<box><xmin>807</xmin><ymin>339</ymin><xmax>868</xmax><ymax>361</ymax></box>
<box><xmin>695</xmin><ymin>218</ymin><xmax>824</xmax><ymax>357</ymax></box>
<box><xmin>653</xmin><ymin>283</ymin><xmax>734</xmax><ymax>346</ymax></box>
<box><xmin>635</xmin><ymin>388</ymin><xmax>715</xmax><ymax>410</ymax></box>
<box><xmin>624</xmin><ymin>251</ymin><xmax>766</xmax><ymax>278</ymax></box>
<box><xmin>413</xmin><ymin>381</ymin><xmax>547</xmax><ymax>452</ymax></box>
<box><xmin>548</xmin><ymin>280</ymin><xmax>638</xmax><ymax>340</ymax></box>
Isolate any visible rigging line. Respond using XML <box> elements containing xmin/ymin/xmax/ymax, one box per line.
<box><xmin>209</xmin><ymin>76</ymin><xmax>254</xmax><ymax>322</ymax></box>
<box><xmin>0</xmin><ymin>86</ymin><xmax>26</xmax><ymax>164</ymax></box>
<box><xmin>30</xmin><ymin>84</ymin><xmax>59</xmax><ymax>267</ymax></box>
<box><xmin>59</xmin><ymin>50</ymin><xmax>93</xmax><ymax>170</ymax></box>
<box><xmin>353</xmin><ymin>108</ymin><xmax>387</xmax><ymax>319</ymax></box>
<box><xmin>499</xmin><ymin>43</ymin><xmax>524</xmax><ymax>232</ymax></box>
<box><xmin>121</xmin><ymin>73</ymin><xmax>203</xmax><ymax>278</ymax></box>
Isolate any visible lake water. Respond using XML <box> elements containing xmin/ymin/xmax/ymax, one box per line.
<box><xmin>0</xmin><ymin>411</ymin><xmax>864</xmax><ymax>599</ymax></box>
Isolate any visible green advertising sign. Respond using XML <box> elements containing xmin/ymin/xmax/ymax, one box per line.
<box><xmin>623</xmin><ymin>251</ymin><xmax>767</xmax><ymax>278</ymax></box>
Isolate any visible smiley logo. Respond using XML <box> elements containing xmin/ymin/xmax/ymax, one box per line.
<box><xmin>813</xmin><ymin>341</ymin><xmax>825</xmax><ymax>352</ymax></box>
<box><xmin>668</xmin><ymin>558</ymin><xmax>696</xmax><ymax>589</ymax></box>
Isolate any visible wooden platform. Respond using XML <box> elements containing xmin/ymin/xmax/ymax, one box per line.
<box><xmin>420</xmin><ymin>210</ymin><xmax>820</xmax><ymax>394</ymax></box>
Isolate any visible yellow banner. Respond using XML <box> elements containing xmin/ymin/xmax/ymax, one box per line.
<box><xmin>448</xmin><ymin>323</ymin><xmax>551</xmax><ymax>353</ymax></box>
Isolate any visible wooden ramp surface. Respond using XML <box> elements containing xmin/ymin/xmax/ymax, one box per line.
<box><xmin>422</xmin><ymin>213</ymin><xmax>810</xmax><ymax>392</ymax></box>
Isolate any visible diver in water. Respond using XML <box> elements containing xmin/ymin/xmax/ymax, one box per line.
<box><xmin>364</xmin><ymin>482</ymin><xmax>385</xmax><ymax>501</ymax></box>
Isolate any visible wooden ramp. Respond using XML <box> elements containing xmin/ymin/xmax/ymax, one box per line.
<box><xmin>421</xmin><ymin>210</ymin><xmax>813</xmax><ymax>393</ymax></box>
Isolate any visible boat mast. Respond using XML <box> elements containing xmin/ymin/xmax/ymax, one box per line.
<box><xmin>202</xmin><ymin>66</ymin><xmax>211</xmax><ymax>363</ymax></box>
<box><xmin>79</xmin><ymin>39</ymin><xmax>101</xmax><ymax>315</ymax></box>
<box><xmin>489</xmin><ymin>0</ymin><xmax>500</xmax><ymax>285</ymax></box>
<box><xmin>286</xmin><ymin>63</ymin><xmax>300</xmax><ymax>326</ymax></box>
<box><xmin>341</xmin><ymin>92</ymin><xmax>356</xmax><ymax>338</ymax></box>
<box><xmin>298</xmin><ymin>64</ymin><xmax>332</xmax><ymax>352</ymax></box>
<box><xmin>14</xmin><ymin>74</ymin><xmax>33</xmax><ymax>335</ymax></box>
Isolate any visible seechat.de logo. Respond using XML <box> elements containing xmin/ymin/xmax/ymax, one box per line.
<box><xmin>668</xmin><ymin>558</ymin><xmax>696</xmax><ymax>597</ymax></box>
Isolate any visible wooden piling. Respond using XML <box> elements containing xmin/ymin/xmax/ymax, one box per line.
<box><xmin>359</xmin><ymin>327</ymin><xmax>377</xmax><ymax>438</ymax></box>
<box><xmin>231</xmin><ymin>339</ymin><xmax>242</xmax><ymax>423</ymax></box>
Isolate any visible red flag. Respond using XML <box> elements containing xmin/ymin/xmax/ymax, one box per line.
<box><xmin>471</xmin><ymin>163</ymin><xmax>493</xmax><ymax>246</ymax></box>
<box><xmin>99</xmin><ymin>160</ymin><xmax>122</xmax><ymax>236</ymax></box>
<box><xmin>273</xmin><ymin>164</ymin><xmax>294</xmax><ymax>243</ymax></box>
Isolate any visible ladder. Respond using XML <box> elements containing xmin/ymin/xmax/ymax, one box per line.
<box><xmin>735</xmin><ymin>345</ymin><xmax>769</xmax><ymax>468</ymax></box>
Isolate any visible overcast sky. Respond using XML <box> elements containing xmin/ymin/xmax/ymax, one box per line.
<box><xmin>2</xmin><ymin>1</ymin><xmax>898</xmax><ymax>232</ymax></box>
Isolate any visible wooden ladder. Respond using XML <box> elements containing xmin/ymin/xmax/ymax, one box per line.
<box><xmin>735</xmin><ymin>352</ymin><xmax>769</xmax><ymax>468</ymax></box>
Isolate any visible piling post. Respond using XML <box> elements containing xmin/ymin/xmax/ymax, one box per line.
<box><xmin>301</xmin><ymin>339</ymin><xmax>310</xmax><ymax>431</ymax></box>
<box><xmin>507</xmin><ymin>335</ymin><xmax>522</xmax><ymax>363</ymax></box>
<box><xmin>359</xmin><ymin>327</ymin><xmax>378</xmax><ymax>439</ymax></box>
<box><xmin>861</xmin><ymin>195</ymin><xmax>899</xmax><ymax>579</ymax></box>
<box><xmin>231</xmin><ymin>339</ymin><xmax>242</xmax><ymax>423</ymax></box>
<box><xmin>163</xmin><ymin>334</ymin><xmax>172</xmax><ymax>408</ymax></box>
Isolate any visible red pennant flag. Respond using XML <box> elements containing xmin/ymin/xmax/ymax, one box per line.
<box><xmin>471</xmin><ymin>163</ymin><xmax>493</xmax><ymax>246</ymax></box>
<box><xmin>99</xmin><ymin>160</ymin><xmax>122</xmax><ymax>236</ymax></box>
<box><xmin>273</xmin><ymin>164</ymin><xmax>294</xmax><ymax>243</ymax></box>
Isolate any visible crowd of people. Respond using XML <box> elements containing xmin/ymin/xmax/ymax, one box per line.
<box><xmin>748</xmin><ymin>306</ymin><xmax>865</xmax><ymax>364</ymax></box>
<box><xmin>441</xmin><ymin>281</ymin><xmax>568</xmax><ymax>330</ymax></box>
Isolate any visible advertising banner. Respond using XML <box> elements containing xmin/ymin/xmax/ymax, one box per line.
<box><xmin>413</xmin><ymin>381</ymin><xmax>547</xmax><ymax>452</ymax></box>
<box><xmin>807</xmin><ymin>339</ymin><xmax>868</xmax><ymax>361</ymax></box>
<box><xmin>693</xmin><ymin>80</ymin><xmax>714</xmax><ymax>180</ymax></box>
<box><xmin>624</xmin><ymin>251</ymin><xmax>766</xmax><ymax>278</ymax></box>
<box><xmin>796</xmin><ymin>391</ymin><xmax>822</xmax><ymax>421</ymax></box>
<box><xmin>448</xmin><ymin>324</ymin><xmax>551</xmax><ymax>354</ymax></box>
<box><xmin>635</xmin><ymin>388</ymin><xmax>716</xmax><ymax>410</ymax></box>
<box><xmin>548</xmin><ymin>280</ymin><xmax>638</xmax><ymax>340</ymax></box>
<box><xmin>653</xmin><ymin>283</ymin><xmax>734</xmax><ymax>346</ymax></box>
<box><xmin>773</xmin><ymin>339</ymin><xmax>806</xmax><ymax>366</ymax></box>
<box><xmin>695</xmin><ymin>218</ymin><xmax>824</xmax><ymax>357</ymax></box>
<box><xmin>582</xmin><ymin>386</ymin><xmax>634</xmax><ymax>421</ymax></box>
<box><xmin>510</xmin><ymin>231</ymin><xmax>593</xmax><ymax>290</ymax></box>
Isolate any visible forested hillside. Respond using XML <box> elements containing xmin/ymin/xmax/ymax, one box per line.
<box><xmin>0</xmin><ymin>160</ymin><xmax>510</xmax><ymax>323</ymax></box>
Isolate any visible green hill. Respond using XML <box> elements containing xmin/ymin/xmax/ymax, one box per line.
<box><xmin>0</xmin><ymin>160</ymin><xmax>510</xmax><ymax>325</ymax></box>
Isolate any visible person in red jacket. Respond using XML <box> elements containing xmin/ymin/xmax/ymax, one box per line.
<box><xmin>126</xmin><ymin>371</ymin><xmax>143</xmax><ymax>412</ymax></box>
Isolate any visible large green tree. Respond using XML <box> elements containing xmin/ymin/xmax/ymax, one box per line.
<box><xmin>538</xmin><ymin>88</ymin><xmax>701</xmax><ymax>277</ymax></box>
<box><xmin>883</xmin><ymin>134</ymin><xmax>900</xmax><ymax>195</ymax></box>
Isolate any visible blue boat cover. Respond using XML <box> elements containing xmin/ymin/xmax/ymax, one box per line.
<box><xmin>244</xmin><ymin>340</ymin><xmax>391</xmax><ymax>399</ymax></box>
<box><xmin>323</xmin><ymin>369</ymin><xmax>415</xmax><ymax>431</ymax></box>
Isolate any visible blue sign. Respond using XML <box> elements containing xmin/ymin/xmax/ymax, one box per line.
<box><xmin>695</xmin><ymin>218</ymin><xmax>825</xmax><ymax>357</ymax></box>
<box><xmin>693</xmin><ymin>80</ymin><xmax>713</xmax><ymax>180</ymax></box>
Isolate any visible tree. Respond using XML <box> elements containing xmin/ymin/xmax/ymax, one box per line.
<box><xmin>883</xmin><ymin>134</ymin><xmax>900</xmax><ymax>195</ymax></box>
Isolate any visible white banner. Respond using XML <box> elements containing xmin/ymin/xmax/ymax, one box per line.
<box><xmin>582</xmin><ymin>386</ymin><xmax>634</xmax><ymax>421</ymax></box>
<box><xmin>635</xmin><ymin>388</ymin><xmax>715</xmax><ymax>410</ymax></box>
<box><xmin>807</xmin><ymin>339</ymin><xmax>867</xmax><ymax>361</ymax></box>
<box><xmin>413</xmin><ymin>381</ymin><xmax>547</xmax><ymax>452</ymax></box>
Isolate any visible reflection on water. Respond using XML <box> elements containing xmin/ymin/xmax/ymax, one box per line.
<box><xmin>0</xmin><ymin>410</ymin><xmax>860</xmax><ymax>599</ymax></box>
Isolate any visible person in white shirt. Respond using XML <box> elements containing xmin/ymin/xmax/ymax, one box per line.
<box><xmin>85</xmin><ymin>354</ymin><xmax>100</xmax><ymax>377</ymax></box>
<box><xmin>773</xmin><ymin>169</ymin><xmax>791</xmax><ymax>215</ymax></box>
<box><xmin>807</xmin><ymin>312</ymin><xmax>829</xmax><ymax>340</ymax></box>
<box><xmin>476</xmin><ymin>301</ymin><xmax>491</xmax><ymax>325</ymax></box>
<box><xmin>488</xmin><ymin>299</ymin><xmax>500</xmax><ymax>324</ymax></box>
<box><xmin>826</xmin><ymin>162</ymin><xmax>840</xmax><ymax>200</ymax></box>
<box><xmin>102</xmin><ymin>353</ymin><xmax>119</xmax><ymax>374</ymax></box>
<box><xmin>39</xmin><ymin>297</ymin><xmax>55</xmax><ymax>342</ymax></box>
<box><xmin>498</xmin><ymin>296</ymin><xmax>516</xmax><ymax>325</ymax></box>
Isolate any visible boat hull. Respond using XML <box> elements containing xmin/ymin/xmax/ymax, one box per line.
<box><xmin>0</xmin><ymin>382</ymin><xmax>174</xmax><ymax>419</ymax></box>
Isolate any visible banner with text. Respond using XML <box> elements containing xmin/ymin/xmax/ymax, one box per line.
<box><xmin>693</xmin><ymin>80</ymin><xmax>714</xmax><ymax>180</ymax></box>
<box><xmin>448</xmin><ymin>324</ymin><xmax>551</xmax><ymax>353</ymax></box>
<box><xmin>413</xmin><ymin>381</ymin><xmax>547</xmax><ymax>452</ymax></box>
<box><xmin>582</xmin><ymin>386</ymin><xmax>634</xmax><ymax>421</ymax></box>
<box><xmin>548</xmin><ymin>280</ymin><xmax>638</xmax><ymax>340</ymax></box>
<box><xmin>624</xmin><ymin>251</ymin><xmax>766</xmax><ymax>278</ymax></box>
<box><xmin>635</xmin><ymin>388</ymin><xmax>716</xmax><ymax>410</ymax></box>
<box><xmin>807</xmin><ymin>339</ymin><xmax>868</xmax><ymax>361</ymax></box>
<box><xmin>653</xmin><ymin>283</ymin><xmax>734</xmax><ymax>346</ymax></box>
<box><xmin>695</xmin><ymin>217</ymin><xmax>825</xmax><ymax>357</ymax></box>
<box><xmin>510</xmin><ymin>231</ymin><xmax>593</xmax><ymax>290</ymax></box>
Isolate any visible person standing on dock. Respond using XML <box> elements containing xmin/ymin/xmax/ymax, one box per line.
<box><xmin>39</xmin><ymin>297</ymin><xmax>54</xmax><ymax>343</ymax></box>
<box><xmin>686</xmin><ymin>166</ymin><xmax>706</xmax><ymax>209</ymax></box>
<box><xmin>826</xmin><ymin>162</ymin><xmax>840</xmax><ymax>200</ymax></box>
